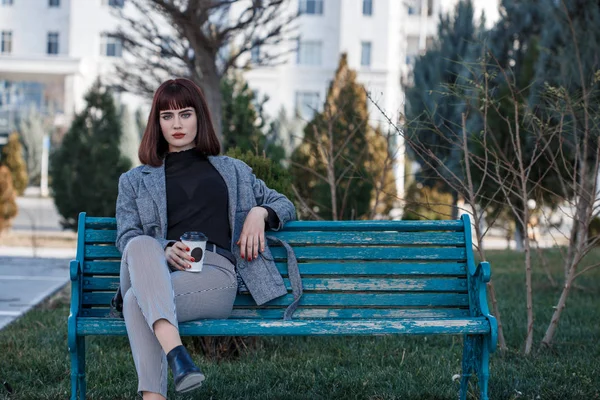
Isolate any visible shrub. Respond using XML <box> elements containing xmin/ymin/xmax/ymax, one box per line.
<box><xmin>225</xmin><ymin>147</ymin><xmax>294</xmax><ymax>204</ymax></box>
<box><xmin>0</xmin><ymin>165</ymin><xmax>18</xmax><ymax>233</ymax></box>
<box><xmin>0</xmin><ymin>133</ymin><xmax>29</xmax><ymax>196</ymax></box>
<box><xmin>402</xmin><ymin>182</ymin><xmax>453</xmax><ymax>220</ymax></box>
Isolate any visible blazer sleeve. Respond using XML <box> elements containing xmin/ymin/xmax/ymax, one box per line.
<box><xmin>240</xmin><ymin>162</ymin><xmax>297</xmax><ymax>231</ymax></box>
<box><xmin>115</xmin><ymin>172</ymin><xmax>143</xmax><ymax>254</ymax></box>
<box><xmin>115</xmin><ymin>172</ymin><xmax>172</xmax><ymax>253</ymax></box>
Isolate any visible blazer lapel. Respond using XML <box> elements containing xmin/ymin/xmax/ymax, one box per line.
<box><xmin>208</xmin><ymin>156</ymin><xmax>237</xmax><ymax>239</ymax></box>
<box><xmin>141</xmin><ymin>164</ymin><xmax>168</xmax><ymax>235</ymax></box>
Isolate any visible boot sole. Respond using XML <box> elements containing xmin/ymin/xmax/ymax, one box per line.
<box><xmin>176</xmin><ymin>372</ymin><xmax>206</xmax><ymax>393</ymax></box>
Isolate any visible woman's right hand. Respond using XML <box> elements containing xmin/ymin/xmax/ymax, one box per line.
<box><xmin>165</xmin><ymin>241</ymin><xmax>194</xmax><ymax>271</ymax></box>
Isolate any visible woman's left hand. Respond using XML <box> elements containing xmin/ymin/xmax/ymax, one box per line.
<box><xmin>237</xmin><ymin>207</ymin><xmax>268</xmax><ymax>261</ymax></box>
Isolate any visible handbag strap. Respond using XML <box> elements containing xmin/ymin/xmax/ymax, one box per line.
<box><xmin>266</xmin><ymin>235</ymin><xmax>303</xmax><ymax>320</ymax></box>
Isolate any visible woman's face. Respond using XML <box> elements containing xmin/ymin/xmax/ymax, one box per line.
<box><xmin>159</xmin><ymin>107</ymin><xmax>198</xmax><ymax>153</ymax></box>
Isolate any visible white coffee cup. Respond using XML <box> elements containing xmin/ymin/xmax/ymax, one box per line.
<box><xmin>180</xmin><ymin>232</ymin><xmax>208</xmax><ymax>272</ymax></box>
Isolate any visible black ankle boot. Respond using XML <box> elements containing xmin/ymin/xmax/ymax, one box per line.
<box><xmin>166</xmin><ymin>345</ymin><xmax>205</xmax><ymax>393</ymax></box>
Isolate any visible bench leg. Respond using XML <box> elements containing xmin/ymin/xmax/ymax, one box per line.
<box><xmin>70</xmin><ymin>342</ymin><xmax>78</xmax><ymax>400</ymax></box>
<box><xmin>475</xmin><ymin>336</ymin><xmax>490</xmax><ymax>400</ymax></box>
<box><xmin>459</xmin><ymin>334</ymin><xmax>476</xmax><ymax>400</ymax></box>
<box><xmin>70</xmin><ymin>335</ymin><xmax>87</xmax><ymax>400</ymax></box>
<box><xmin>77</xmin><ymin>337</ymin><xmax>86</xmax><ymax>400</ymax></box>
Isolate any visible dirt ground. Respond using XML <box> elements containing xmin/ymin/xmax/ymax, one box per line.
<box><xmin>0</xmin><ymin>229</ymin><xmax>77</xmax><ymax>248</ymax></box>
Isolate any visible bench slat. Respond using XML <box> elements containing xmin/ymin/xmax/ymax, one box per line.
<box><xmin>82</xmin><ymin>260</ymin><xmax>468</xmax><ymax>276</ymax></box>
<box><xmin>80</xmin><ymin>307</ymin><xmax>471</xmax><ymax>319</ymax></box>
<box><xmin>274</xmin><ymin>220</ymin><xmax>465</xmax><ymax>232</ymax></box>
<box><xmin>84</xmin><ymin>230</ymin><xmax>466</xmax><ymax>246</ymax></box>
<box><xmin>84</xmin><ymin>245</ymin><xmax>467</xmax><ymax>261</ymax></box>
<box><xmin>269</xmin><ymin>246</ymin><xmax>466</xmax><ymax>261</ymax></box>
<box><xmin>83</xmin><ymin>277</ymin><xmax>467</xmax><ymax>292</ymax></box>
<box><xmin>82</xmin><ymin>292</ymin><xmax>468</xmax><ymax>307</ymax></box>
<box><xmin>77</xmin><ymin>317</ymin><xmax>489</xmax><ymax>336</ymax></box>
<box><xmin>84</xmin><ymin>218</ymin><xmax>466</xmax><ymax>232</ymax></box>
<box><xmin>84</xmin><ymin>217</ymin><xmax>117</xmax><ymax>229</ymax></box>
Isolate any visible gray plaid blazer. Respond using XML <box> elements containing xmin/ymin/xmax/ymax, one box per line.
<box><xmin>115</xmin><ymin>155</ymin><xmax>296</xmax><ymax>305</ymax></box>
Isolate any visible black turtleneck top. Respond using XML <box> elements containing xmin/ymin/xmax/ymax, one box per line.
<box><xmin>164</xmin><ymin>148</ymin><xmax>278</xmax><ymax>251</ymax></box>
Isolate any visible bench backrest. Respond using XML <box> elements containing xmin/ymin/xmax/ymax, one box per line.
<box><xmin>73</xmin><ymin>213</ymin><xmax>476</xmax><ymax>321</ymax></box>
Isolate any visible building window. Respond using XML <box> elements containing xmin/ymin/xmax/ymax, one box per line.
<box><xmin>47</xmin><ymin>32</ymin><xmax>59</xmax><ymax>55</ymax></box>
<box><xmin>102</xmin><ymin>0</ymin><xmax>124</xmax><ymax>7</ymax></box>
<box><xmin>298</xmin><ymin>0</ymin><xmax>323</xmax><ymax>15</ymax></box>
<box><xmin>101</xmin><ymin>33</ymin><xmax>123</xmax><ymax>57</ymax></box>
<box><xmin>297</xmin><ymin>41</ymin><xmax>322</xmax><ymax>66</ymax></box>
<box><xmin>361</xmin><ymin>41</ymin><xmax>372</xmax><ymax>67</ymax></box>
<box><xmin>295</xmin><ymin>91</ymin><xmax>320</xmax><ymax>119</ymax></box>
<box><xmin>49</xmin><ymin>0</ymin><xmax>60</xmax><ymax>6</ymax></box>
<box><xmin>1</xmin><ymin>0</ymin><xmax>14</xmax><ymax>5</ymax></box>
<box><xmin>1</xmin><ymin>31</ymin><xmax>12</xmax><ymax>54</ymax></box>
<box><xmin>363</xmin><ymin>0</ymin><xmax>373</xmax><ymax>16</ymax></box>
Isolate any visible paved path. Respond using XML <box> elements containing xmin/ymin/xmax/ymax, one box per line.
<box><xmin>0</xmin><ymin>255</ymin><xmax>71</xmax><ymax>330</ymax></box>
<box><xmin>12</xmin><ymin>193</ymin><xmax>63</xmax><ymax>233</ymax></box>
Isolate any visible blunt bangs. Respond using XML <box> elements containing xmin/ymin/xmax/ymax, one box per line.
<box><xmin>156</xmin><ymin>82</ymin><xmax>198</xmax><ymax>112</ymax></box>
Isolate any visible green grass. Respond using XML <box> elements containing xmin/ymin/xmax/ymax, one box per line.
<box><xmin>1</xmin><ymin>249</ymin><xmax>600</xmax><ymax>399</ymax></box>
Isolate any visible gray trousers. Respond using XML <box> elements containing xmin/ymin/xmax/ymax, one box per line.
<box><xmin>120</xmin><ymin>235</ymin><xmax>237</xmax><ymax>397</ymax></box>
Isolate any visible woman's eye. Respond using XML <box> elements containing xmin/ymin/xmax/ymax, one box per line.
<box><xmin>182</xmin><ymin>113</ymin><xmax>191</xmax><ymax>118</ymax></box>
<box><xmin>162</xmin><ymin>115</ymin><xmax>172</xmax><ymax>120</ymax></box>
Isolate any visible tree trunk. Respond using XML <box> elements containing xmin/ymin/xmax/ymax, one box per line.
<box><xmin>542</xmin><ymin>177</ymin><xmax>594</xmax><ymax>347</ymax></box>
<box><xmin>328</xmin><ymin>165</ymin><xmax>338</xmax><ymax>221</ymax></box>
<box><xmin>451</xmin><ymin>190</ymin><xmax>459</xmax><ymax>219</ymax></box>
<box><xmin>563</xmin><ymin>215</ymin><xmax>578</xmax><ymax>281</ymax></box>
<box><xmin>523</xmin><ymin>219</ymin><xmax>534</xmax><ymax>355</ymax></box>
<box><xmin>191</xmin><ymin>54</ymin><xmax>223</xmax><ymax>143</ymax></box>
<box><xmin>514</xmin><ymin>216</ymin><xmax>525</xmax><ymax>252</ymax></box>
<box><xmin>199</xmin><ymin>73</ymin><xmax>223</xmax><ymax>144</ymax></box>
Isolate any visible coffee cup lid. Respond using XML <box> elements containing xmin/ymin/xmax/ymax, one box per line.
<box><xmin>180</xmin><ymin>231</ymin><xmax>208</xmax><ymax>241</ymax></box>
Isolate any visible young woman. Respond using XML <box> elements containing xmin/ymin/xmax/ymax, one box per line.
<box><xmin>115</xmin><ymin>78</ymin><xmax>296</xmax><ymax>399</ymax></box>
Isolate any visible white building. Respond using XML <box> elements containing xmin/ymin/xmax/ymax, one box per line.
<box><xmin>0</xmin><ymin>0</ymin><xmax>137</xmax><ymax>141</ymax></box>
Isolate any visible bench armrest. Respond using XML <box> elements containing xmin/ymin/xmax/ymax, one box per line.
<box><xmin>68</xmin><ymin>260</ymin><xmax>82</xmax><ymax>352</ymax></box>
<box><xmin>70</xmin><ymin>259</ymin><xmax>81</xmax><ymax>281</ymax></box>
<box><xmin>471</xmin><ymin>261</ymin><xmax>491</xmax><ymax>282</ymax></box>
<box><xmin>470</xmin><ymin>261</ymin><xmax>498</xmax><ymax>353</ymax></box>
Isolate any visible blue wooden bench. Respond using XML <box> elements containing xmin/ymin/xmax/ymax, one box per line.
<box><xmin>68</xmin><ymin>212</ymin><xmax>497</xmax><ymax>399</ymax></box>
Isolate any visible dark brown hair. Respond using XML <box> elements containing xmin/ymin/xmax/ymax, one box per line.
<box><xmin>138</xmin><ymin>78</ymin><xmax>220</xmax><ymax>166</ymax></box>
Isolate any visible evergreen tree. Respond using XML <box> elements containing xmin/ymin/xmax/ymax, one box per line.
<box><xmin>404</xmin><ymin>0</ymin><xmax>478</xmax><ymax>218</ymax></box>
<box><xmin>474</xmin><ymin>0</ymin><xmax>572</xmax><ymax>244</ymax></box>
<box><xmin>0</xmin><ymin>132</ymin><xmax>29</xmax><ymax>195</ymax></box>
<box><xmin>290</xmin><ymin>54</ymin><xmax>396</xmax><ymax>220</ymax></box>
<box><xmin>221</xmin><ymin>73</ymin><xmax>285</xmax><ymax>165</ymax></box>
<box><xmin>365</xmin><ymin>126</ymin><xmax>398</xmax><ymax>218</ymax></box>
<box><xmin>0</xmin><ymin>165</ymin><xmax>18</xmax><ymax>233</ymax></box>
<box><xmin>532</xmin><ymin>0</ymin><xmax>600</xmax><ymax>170</ymax></box>
<box><xmin>50</xmin><ymin>82</ymin><xmax>131</xmax><ymax>230</ymax></box>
